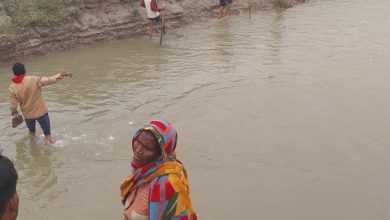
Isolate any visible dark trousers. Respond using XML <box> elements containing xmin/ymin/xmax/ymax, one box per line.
<box><xmin>25</xmin><ymin>112</ymin><xmax>51</xmax><ymax>135</ymax></box>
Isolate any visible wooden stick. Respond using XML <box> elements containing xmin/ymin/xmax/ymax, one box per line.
<box><xmin>160</xmin><ymin>19</ymin><xmax>165</xmax><ymax>46</ymax></box>
<box><xmin>158</xmin><ymin>12</ymin><xmax>166</xmax><ymax>46</ymax></box>
<box><xmin>249</xmin><ymin>4</ymin><xmax>251</xmax><ymax>19</ymax></box>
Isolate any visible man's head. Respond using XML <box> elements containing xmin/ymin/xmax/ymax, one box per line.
<box><xmin>12</xmin><ymin>63</ymin><xmax>25</xmax><ymax>76</ymax></box>
<box><xmin>0</xmin><ymin>151</ymin><xmax>19</xmax><ymax>220</ymax></box>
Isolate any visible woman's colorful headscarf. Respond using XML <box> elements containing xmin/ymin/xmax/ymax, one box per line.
<box><xmin>120</xmin><ymin>119</ymin><xmax>197</xmax><ymax>220</ymax></box>
<box><xmin>132</xmin><ymin>119</ymin><xmax>178</xmax><ymax>162</ymax></box>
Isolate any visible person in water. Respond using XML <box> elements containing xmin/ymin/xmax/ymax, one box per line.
<box><xmin>120</xmin><ymin>119</ymin><xmax>197</xmax><ymax>220</ymax></box>
<box><xmin>8</xmin><ymin>62</ymin><xmax>72</xmax><ymax>144</ymax></box>
<box><xmin>219</xmin><ymin>0</ymin><xmax>233</xmax><ymax>18</ymax></box>
<box><xmin>0</xmin><ymin>151</ymin><xmax>19</xmax><ymax>220</ymax></box>
<box><xmin>140</xmin><ymin>0</ymin><xmax>165</xmax><ymax>39</ymax></box>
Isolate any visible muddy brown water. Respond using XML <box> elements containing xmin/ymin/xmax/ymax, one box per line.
<box><xmin>1</xmin><ymin>0</ymin><xmax>390</xmax><ymax>219</ymax></box>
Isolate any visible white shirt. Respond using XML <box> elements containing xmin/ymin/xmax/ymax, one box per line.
<box><xmin>144</xmin><ymin>0</ymin><xmax>160</xmax><ymax>19</ymax></box>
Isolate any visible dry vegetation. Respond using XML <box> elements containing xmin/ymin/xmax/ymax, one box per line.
<box><xmin>0</xmin><ymin>0</ymin><xmax>79</xmax><ymax>27</ymax></box>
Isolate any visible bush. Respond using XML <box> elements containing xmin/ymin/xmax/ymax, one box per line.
<box><xmin>1</xmin><ymin>0</ymin><xmax>80</xmax><ymax>27</ymax></box>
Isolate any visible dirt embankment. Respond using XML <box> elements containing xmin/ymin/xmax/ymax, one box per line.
<box><xmin>0</xmin><ymin>0</ymin><xmax>305</xmax><ymax>64</ymax></box>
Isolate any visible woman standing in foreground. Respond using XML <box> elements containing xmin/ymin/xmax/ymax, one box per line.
<box><xmin>120</xmin><ymin>119</ymin><xmax>197</xmax><ymax>220</ymax></box>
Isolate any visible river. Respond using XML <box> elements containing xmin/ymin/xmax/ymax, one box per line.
<box><xmin>1</xmin><ymin>0</ymin><xmax>390</xmax><ymax>219</ymax></box>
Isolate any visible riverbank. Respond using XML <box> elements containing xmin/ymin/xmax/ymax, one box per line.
<box><xmin>0</xmin><ymin>0</ymin><xmax>305</xmax><ymax>64</ymax></box>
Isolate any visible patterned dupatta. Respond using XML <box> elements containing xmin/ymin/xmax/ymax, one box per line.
<box><xmin>120</xmin><ymin>120</ymin><xmax>197</xmax><ymax>220</ymax></box>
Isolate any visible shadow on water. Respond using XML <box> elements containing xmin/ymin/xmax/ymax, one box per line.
<box><xmin>14</xmin><ymin>138</ymin><xmax>57</xmax><ymax>198</ymax></box>
<box><xmin>213</xmin><ymin>20</ymin><xmax>234</xmax><ymax>64</ymax></box>
<box><xmin>266</xmin><ymin>10</ymin><xmax>284</xmax><ymax>65</ymax></box>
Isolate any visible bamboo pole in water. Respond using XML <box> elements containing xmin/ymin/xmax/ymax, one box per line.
<box><xmin>160</xmin><ymin>19</ymin><xmax>165</xmax><ymax>46</ymax></box>
<box><xmin>248</xmin><ymin>1</ymin><xmax>251</xmax><ymax>19</ymax></box>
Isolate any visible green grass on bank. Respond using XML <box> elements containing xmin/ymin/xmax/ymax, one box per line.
<box><xmin>1</xmin><ymin>0</ymin><xmax>79</xmax><ymax>27</ymax></box>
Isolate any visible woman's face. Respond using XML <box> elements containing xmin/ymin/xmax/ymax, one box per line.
<box><xmin>132</xmin><ymin>131</ymin><xmax>161</xmax><ymax>166</ymax></box>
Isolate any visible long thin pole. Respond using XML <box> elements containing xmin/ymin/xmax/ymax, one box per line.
<box><xmin>160</xmin><ymin>19</ymin><xmax>165</xmax><ymax>46</ymax></box>
<box><xmin>249</xmin><ymin>1</ymin><xmax>251</xmax><ymax>19</ymax></box>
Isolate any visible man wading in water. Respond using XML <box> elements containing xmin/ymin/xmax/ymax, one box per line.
<box><xmin>219</xmin><ymin>0</ymin><xmax>233</xmax><ymax>18</ymax></box>
<box><xmin>140</xmin><ymin>0</ymin><xmax>165</xmax><ymax>39</ymax></box>
<box><xmin>8</xmin><ymin>63</ymin><xmax>72</xmax><ymax>144</ymax></box>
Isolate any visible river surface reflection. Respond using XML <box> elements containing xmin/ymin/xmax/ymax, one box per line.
<box><xmin>1</xmin><ymin>0</ymin><xmax>390</xmax><ymax>219</ymax></box>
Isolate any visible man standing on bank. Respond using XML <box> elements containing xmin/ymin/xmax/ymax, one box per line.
<box><xmin>8</xmin><ymin>62</ymin><xmax>72</xmax><ymax>144</ymax></box>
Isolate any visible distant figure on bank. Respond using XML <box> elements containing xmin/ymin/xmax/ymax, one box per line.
<box><xmin>140</xmin><ymin>0</ymin><xmax>165</xmax><ymax>39</ymax></box>
<box><xmin>8</xmin><ymin>62</ymin><xmax>72</xmax><ymax>144</ymax></box>
<box><xmin>0</xmin><ymin>152</ymin><xmax>19</xmax><ymax>220</ymax></box>
<box><xmin>219</xmin><ymin>0</ymin><xmax>233</xmax><ymax>18</ymax></box>
<box><xmin>120</xmin><ymin>119</ymin><xmax>197</xmax><ymax>220</ymax></box>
